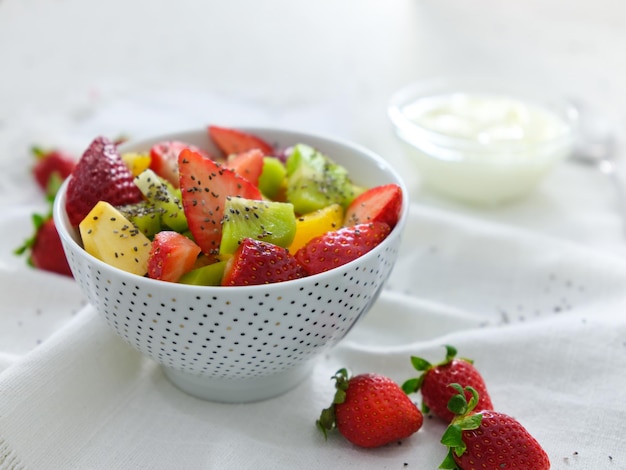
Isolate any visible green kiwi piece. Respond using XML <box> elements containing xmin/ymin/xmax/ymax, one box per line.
<box><xmin>219</xmin><ymin>197</ymin><xmax>296</xmax><ymax>255</ymax></box>
<box><xmin>258</xmin><ymin>156</ymin><xmax>287</xmax><ymax>199</ymax></box>
<box><xmin>179</xmin><ymin>260</ymin><xmax>227</xmax><ymax>286</ymax></box>
<box><xmin>134</xmin><ymin>169</ymin><xmax>188</xmax><ymax>232</ymax></box>
<box><xmin>285</xmin><ymin>144</ymin><xmax>358</xmax><ymax>214</ymax></box>
<box><xmin>117</xmin><ymin>201</ymin><xmax>163</xmax><ymax>239</ymax></box>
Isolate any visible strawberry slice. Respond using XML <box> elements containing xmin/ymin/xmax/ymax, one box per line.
<box><xmin>65</xmin><ymin>136</ymin><xmax>144</xmax><ymax>226</ymax></box>
<box><xmin>222</xmin><ymin>238</ymin><xmax>306</xmax><ymax>286</ymax></box>
<box><xmin>208</xmin><ymin>125</ymin><xmax>274</xmax><ymax>156</ymax></box>
<box><xmin>344</xmin><ymin>183</ymin><xmax>403</xmax><ymax>228</ymax></box>
<box><xmin>147</xmin><ymin>231</ymin><xmax>202</xmax><ymax>282</ymax></box>
<box><xmin>227</xmin><ymin>148</ymin><xmax>265</xmax><ymax>186</ymax></box>
<box><xmin>150</xmin><ymin>140</ymin><xmax>214</xmax><ymax>188</ymax></box>
<box><xmin>295</xmin><ymin>222</ymin><xmax>391</xmax><ymax>276</ymax></box>
<box><xmin>178</xmin><ymin>148</ymin><xmax>263</xmax><ymax>257</ymax></box>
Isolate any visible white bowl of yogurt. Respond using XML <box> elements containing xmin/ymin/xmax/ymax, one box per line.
<box><xmin>388</xmin><ymin>78</ymin><xmax>578</xmax><ymax>205</ymax></box>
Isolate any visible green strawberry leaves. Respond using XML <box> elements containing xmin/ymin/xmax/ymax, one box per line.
<box><xmin>316</xmin><ymin>368</ymin><xmax>350</xmax><ymax>439</ymax></box>
<box><xmin>14</xmin><ymin>212</ymin><xmax>48</xmax><ymax>263</ymax></box>
<box><xmin>439</xmin><ymin>384</ymin><xmax>484</xmax><ymax>469</ymax></box>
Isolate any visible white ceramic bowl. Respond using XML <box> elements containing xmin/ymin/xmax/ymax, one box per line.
<box><xmin>388</xmin><ymin>78</ymin><xmax>578</xmax><ymax>205</ymax></box>
<box><xmin>53</xmin><ymin>127</ymin><xmax>409</xmax><ymax>403</ymax></box>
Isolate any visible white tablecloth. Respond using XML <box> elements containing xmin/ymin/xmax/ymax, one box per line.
<box><xmin>2</xmin><ymin>1</ymin><xmax>626</xmax><ymax>469</ymax></box>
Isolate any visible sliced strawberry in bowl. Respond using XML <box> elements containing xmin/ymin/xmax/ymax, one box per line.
<box><xmin>150</xmin><ymin>140</ymin><xmax>214</xmax><ymax>188</ymax></box>
<box><xmin>208</xmin><ymin>125</ymin><xmax>274</xmax><ymax>156</ymax></box>
<box><xmin>177</xmin><ymin>148</ymin><xmax>262</xmax><ymax>258</ymax></box>
<box><xmin>294</xmin><ymin>222</ymin><xmax>391</xmax><ymax>276</ymax></box>
<box><xmin>65</xmin><ymin>136</ymin><xmax>144</xmax><ymax>226</ymax></box>
<box><xmin>227</xmin><ymin>148</ymin><xmax>265</xmax><ymax>186</ymax></box>
<box><xmin>147</xmin><ymin>231</ymin><xmax>202</xmax><ymax>283</ymax></box>
<box><xmin>344</xmin><ymin>183</ymin><xmax>403</xmax><ymax>228</ymax></box>
<box><xmin>221</xmin><ymin>237</ymin><xmax>306</xmax><ymax>286</ymax></box>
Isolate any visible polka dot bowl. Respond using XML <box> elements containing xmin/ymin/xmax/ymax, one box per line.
<box><xmin>52</xmin><ymin>127</ymin><xmax>409</xmax><ymax>403</ymax></box>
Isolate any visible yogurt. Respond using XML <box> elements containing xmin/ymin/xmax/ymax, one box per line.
<box><xmin>388</xmin><ymin>83</ymin><xmax>577</xmax><ymax>205</ymax></box>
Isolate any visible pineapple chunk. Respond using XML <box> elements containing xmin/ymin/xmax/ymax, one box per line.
<box><xmin>121</xmin><ymin>152</ymin><xmax>151</xmax><ymax>176</ymax></box>
<box><xmin>289</xmin><ymin>204</ymin><xmax>344</xmax><ymax>253</ymax></box>
<box><xmin>79</xmin><ymin>201</ymin><xmax>152</xmax><ymax>276</ymax></box>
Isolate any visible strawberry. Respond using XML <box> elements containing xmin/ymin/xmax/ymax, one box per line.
<box><xmin>344</xmin><ymin>183</ymin><xmax>403</xmax><ymax>228</ymax></box>
<box><xmin>15</xmin><ymin>214</ymin><xmax>72</xmax><ymax>277</ymax></box>
<box><xmin>147</xmin><ymin>231</ymin><xmax>202</xmax><ymax>283</ymax></box>
<box><xmin>31</xmin><ymin>146</ymin><xmax>76</xmax><ymax>197</ymax></box>
<box><xmin>221</xmin><ymin>238</ymin><xmax>306</xmax><ymax>286</ymax></box>
<box><xmin>294</xmin><ymin>222</ymin><xmax>391</xmax><ymax>276</ymax></box>
<box><xmin>316</xmin><ymin>369</ymin><xmax>423</xmax><ymax>448</ymax></box>
<box><xmin>177</xmin><ymin>148</ymin><xmax>262</xmax><ymax>257</ymax></box>
<box><xmin>439</xmin><ymin>384</ymin><xmax>550</xmax><ymax>470</ymax></box>
<box><xmin>227</xmin><ymin>148</ymin><xmax>265</xmax><ymax>186</ymax></box>
<box><xmin>402</xmin><ymin>345</ymin><xmax>493</xmax><ymax>422</ymax></box>
<box><xmin>208</xmin><ymin>125</ymin><xmax>274</xmax><ymax>156</ymax></box>
<box><xmin>65</xmin><ymin>136</ymin><xmax>143</xmax><ymax>226</ymax></box>
<box><xmin>150</xmin><ymin>140</ymin><xmax>214</xmax><ymax>188</ymax></box>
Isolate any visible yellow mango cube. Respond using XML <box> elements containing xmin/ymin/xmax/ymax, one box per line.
<box><xmin>79</xmin><ymin>201</ymin><xmax>152</xmax><ymax>276</ymax></box>
<box><xmin>121</xmin><ymin>152</ymin><xmax>151</xmax><ymax>177</ymax></box>
<box><xmin>289</xmin><ymin>204</ymin><xmax>343</xmax><ymax>253</ymax></box>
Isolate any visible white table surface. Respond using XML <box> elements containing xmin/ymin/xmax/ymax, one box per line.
<box><xmin>2</xmin><ymin>1</ymin><xmax>626</xmax><ymax>469</ymax></box>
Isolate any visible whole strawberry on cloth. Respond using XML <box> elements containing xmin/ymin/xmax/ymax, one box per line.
<box><xmin>15</xmin><ymin>213</ymin><xmax>72</xmax><ymax>277</ymax></box>
<box><xmin>439</xmin><ymin>384</ymin><xmax>550</xmax><ymax>470</ymax></box>
<box><xmin>15</xmin><ymin>146</ymin><xmax>76</xmax><ymax>277</ymax></box>
<box><xmin>316</xmin><ymin>368</ymin><xmax>423</xmax><ymax>448</ymax></box>
<box><xmin>31</xmin><ymin>146</ymin><xmax>76</xmax><ymax>198</ymax></box>
<box><xmin>402</xmin><ymin>345</ymin><xmax>493</xmax><ymax>422</ymax></box>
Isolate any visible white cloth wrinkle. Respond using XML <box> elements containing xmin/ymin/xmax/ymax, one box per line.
<box><xmin>2</xmin><ymin>203</ymin><xmax>625</xmax><ymax>468</ymax></box>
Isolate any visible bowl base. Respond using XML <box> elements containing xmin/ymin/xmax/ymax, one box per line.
<box><xmin>162</xmin><ymin>362</ymin><xmax>315</xmax><ymax>403</ymax></box>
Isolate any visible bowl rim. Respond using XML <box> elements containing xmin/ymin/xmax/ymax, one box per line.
<box><xmin>53</xmin><ymin>126</ymin><xmax>410</xmax><ymax>292</ymax></box>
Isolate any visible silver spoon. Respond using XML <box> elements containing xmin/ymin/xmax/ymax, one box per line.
<box><xmin>569</xmin><ymin>106</ymin><xmax>626</xmax><ymax>235</ymax></box>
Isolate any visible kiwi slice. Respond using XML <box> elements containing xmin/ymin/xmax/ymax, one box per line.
<box><xmin>179</xmin><ymin>260</ymin><xmax>227</xmax><ymax>286</ymax></box>
<box><xmin>219</xmin><ymin>197</ymin><xmax>296</xmax><ymax>255</ymax></box>
<box><xmin>134</xmin><ymin>169</ymin><xmax>188</xmax><ymax>232</ymax></box>
<box><xmin>285</xmin><ymin>144</ymin><xmax>359</xmax><ymax>214</ymax></box>
<box><xmin>258</xmin><ymin>156</ymin><xmax>287</xmax><ymax>200</ymax></box>
<box><xmin>118</xmin><ymin>201</ymin><xmax>163</xmax><ymax>239</ymax></box>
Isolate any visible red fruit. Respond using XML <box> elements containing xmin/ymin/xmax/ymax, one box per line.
<box><xmin>15</xmin><ymin>214</ymin><xmax>72</xmax><ymax>277</ymax></box>
<box><xmin>31</xmin><ymin>147</ymin><xmax>76</xmax><ymax>197</ymax></box>
<box><xmin>208</xmin><ymin>125</ymin><xmax>274</xmax><ymax>156</ymax></box>
<box><xmin>147</xmin><ymin>231</ymin><xmax>202</xmax><ymax>283</ymax></box>
<box><xmin>316</xmin><ymin>369</ymin><xmax>423</xmax><ymax>448</ymax></box>
<box><xmin>221</xmin><ymin>238</ymin><xmax>306</xmax><ymax>286</ymax></box>
<box><xmin>150</xmin><ymin>140</ymin><xmax>214</xmax><ymax>188</ymax></box>
<box><xmin>440</xmin><ymin>385</ymin><xmax>550</xmax><ymax>470</ymax></box>
<box><xmin>402</xmin><ymin>345</ymin><xmax>493</xmax><ymax>423</ymax></box>
<box><xmin>177</xmin><ymin>148</ymin><xmax>263</xmax><ymax>257</ymax></box>
<box><xmin>294</xmin><ymin>222</ymin><xmax>391</xmax><ymax>276</ymax></box>
<box><xmin>344</xmin><ymin>183</ymin><xmax>403</xmax><ymax>228</ymax></box>
<box><xmin>65</xmin><ymin>136</ymin><xmax>143</xmax><ymax>226</ymax></box>
<box><xmin>227</xmin><ymin>148</ymin><xmax>265</xmax><ymax>186</ymax></box>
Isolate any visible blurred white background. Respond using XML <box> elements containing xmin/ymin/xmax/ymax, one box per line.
<box><xmin>2</xmin><ymin>0</ymin><xmax>626</xmax><ymax>253</ymax></box>
<box><xmin>3</xmin><ymin>0</ymin><xmax>625</xmax><ymax>141</ymax></box>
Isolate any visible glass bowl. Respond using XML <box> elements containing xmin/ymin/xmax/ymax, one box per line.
<box><xmin>388</xmin><ymin>78</ymin><xmax>579</xmax><ymax>205</ymax></box>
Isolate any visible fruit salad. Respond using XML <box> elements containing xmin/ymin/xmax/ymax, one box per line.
<box><xmin>64</xmin><ymin>126</ymin><xmax>403</xmax><ymax>286</ymax></box>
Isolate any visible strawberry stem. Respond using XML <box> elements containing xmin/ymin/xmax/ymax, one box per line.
<box><xmin>438</xmin><ymin>384</ymin><xmax>484</xmax><ymax>468</ymax></box>
<box><xmin>316</xmin><ymin>368</ymin><xmax>351</xmax><ymax>440</ymax></box>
